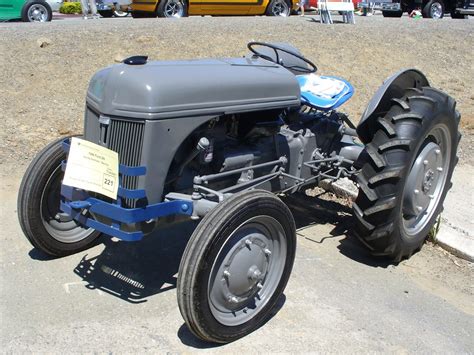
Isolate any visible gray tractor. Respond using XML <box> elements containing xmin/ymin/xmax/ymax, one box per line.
<box><xmin>18</xmin><ymin>42</ymin><xmax>461</xmax><ymax>343</ymax></box>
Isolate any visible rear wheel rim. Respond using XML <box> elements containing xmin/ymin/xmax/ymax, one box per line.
<box><xmin>40</xmin><ymin>165</ymin><xmax>96</xmax><ymax>243</ymax></box>
<box><xmin>164</xmin><ymin>0</ymin><xmax>184</xmax><ymax>17</ymax></box>
<box><xmin>28</xmin><ymin>4</ymin><xmax>49</xmax><ymax>22</ymax></box>
<box><xmin>271</xmin><ymin>0</ymin><xmax>290</xmax><ymax>16</ymax></box>
<box><xmin>208</xmin><ymin>215</ymin><xmax>287</xmax><ymax>326</ymax></box>
<box><xmin>430</xmin><ymin>2</ymin><xmax>443</xmax><ymax>18</ymax></box>
<box><xmin>402</xmin><ymin>124</ymin><xmax>451</xmax><ymax>236</ymax></box>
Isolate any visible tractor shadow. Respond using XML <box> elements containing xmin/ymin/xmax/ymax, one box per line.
<box><xmin>284</xmin><ymin>191</ymin><xmax>393</xmax><ymax>268</ymax></box>
<box><xmin>72</xmin><ymin>220</ymin><xmax>198</xmax><ymax>304</ymax></box>
<box><xmin>60</xmin><ymin>189</ymin><xmax>389</xmax><ymax>307</ymax></box>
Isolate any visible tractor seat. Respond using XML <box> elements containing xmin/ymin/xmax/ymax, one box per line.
<box><xmin>297</xmin><ymin>74</ymin><xmax>354</xmax><ymax>111</ymax></box>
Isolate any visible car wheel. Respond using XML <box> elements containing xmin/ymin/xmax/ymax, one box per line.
<box><xmin>177</xmin><ymin>190</ymin><xmax>296</xmax><ymax>343</ymax></box>
<box><xmin>21</xmin><ymin>1</ymin><xmax>52</xmax><ymax>22</ymax></box>
<box><xmin>266</xmin><ymin>0</ymin><xmax>291</xmax><ymax>17</ymax></box>
<box><xmin>422</xmin><ymin>0</ymin><xmax>444</xmax><ymax>18</ymax></box>
<box><xmin>157</xmin><ymin>0</ymin><xmax>188</xmax><ymax>18</ymax></box>
<box><xmin>353</xmin><ymin>87</ymin><xmax>460</xmax><ymax>262</ymax></box>
<box><xmin>113</xmin><ymin>9</ymin><xmax>129</xmax><ymax>17</ymax></box>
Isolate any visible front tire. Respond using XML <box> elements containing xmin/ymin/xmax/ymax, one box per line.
<box><xmin>157</xmin><ymin>0</ymin><xmax>188</xmax><ymax>18</ymax></box>
<box><xmin>353</xmin><ymin>87</ymin><xmax>460</xmax><ymax>262</ymax></box>
<box><xmin>17</xmin><ymin>136</ymin><xmax>101</xmax><ymax>257</ymax></box>
<box><xmin>177</xmin><ymin>190</ymin><xmax>296</xmax><ymax>343</ymax></box>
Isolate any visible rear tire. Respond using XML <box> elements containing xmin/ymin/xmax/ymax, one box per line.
<box><xmin>177</xmin><ymin>190</ymin><xmax>296</xmax><ymax>343</ymax></box>
<box><xmin>17</xmin><ymin>136</ymin><xmax>101</xmax><ymax>257</ymax></box>
<box><xmin>353</xmin><ymin>87</ymin><xmax>460</xmax><ymax>262</ymax></box>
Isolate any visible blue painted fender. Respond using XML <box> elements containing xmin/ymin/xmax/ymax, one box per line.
<box><xmin>356</xmin><ymin>69</ymin><xmax>430</xmax><ymax>144</ymax></box>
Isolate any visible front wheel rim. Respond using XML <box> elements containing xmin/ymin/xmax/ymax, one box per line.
<box><xmin>28</xmin><ymin>4</ymin><xmax>49</xmax><ymax>22</ymax></box>
<box><xmin>430</xmin><ymin>2</ymin><xmax>443</xmax><ymax>18</ymax></box>
<box><xmin>208</xmin><ymin>215</ymin><xmax>287</xmax><ymax>326</ymax></box>
<box><xmin>271</xmin><ymin>0</ymin><xmax>290</xmax><ymax>16</ymax></box>
<box><xmin>164</xmin><ymin>0</ymin><xmax>184</xmax><ymax>17</ymax></box>
<box><xmin>402</xmin><ymin>124</ymin><xmax>451</xmax><ymax>236</ymax></box>
<box><xmin>40</xmin><ymin>165</ymin><xmax>96</xmax><ymax>243</ymax></box>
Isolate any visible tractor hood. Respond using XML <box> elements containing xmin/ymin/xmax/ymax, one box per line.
<box><xmin>86</xmin><ymin>57</ymin><xmax>301</xmax><ymax>120</ymax></box>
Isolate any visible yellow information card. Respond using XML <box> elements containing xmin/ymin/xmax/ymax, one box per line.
<box><xmin>63</xmin><ymin>137</ymin><xmax>119</xmax><ymax>200</ymax></box>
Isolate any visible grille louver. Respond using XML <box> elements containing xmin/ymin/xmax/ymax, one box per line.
<box><xmin>107</xmin><ymin>119</ymin><xmax>145</xmax><ymax>208</ymax></box>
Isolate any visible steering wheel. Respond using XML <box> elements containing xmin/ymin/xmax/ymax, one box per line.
<box><xmin>247</xmin><ymin>42</ymin><xmax>317</xmax><ymax>74</ymax></box>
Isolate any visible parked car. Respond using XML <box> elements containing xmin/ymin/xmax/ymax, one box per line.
<box><xmin>131</xmin><ymin>0</ymin><xmax>298</xmax><ymax>18</ymax></box>
<box><xmin>0</xmin><ymin>0</ymin><xmax>63</xmax><ymax>21</ymax></box>
<box><xmin>380</xmin><ymin>0</ymin><xmax>473</xmax><ymax>18</ymax></box>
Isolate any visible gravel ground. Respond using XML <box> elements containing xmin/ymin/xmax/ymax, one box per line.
<box><xmin>0</xmin><ymin>15</ymin><xmax>473</xmax><ymax>172</ymax></box>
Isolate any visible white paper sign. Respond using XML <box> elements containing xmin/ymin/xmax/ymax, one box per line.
<box><xmin>63</xmin><ymin>137</ymin><xmax>119</xmax><ymax>200</ymax></box>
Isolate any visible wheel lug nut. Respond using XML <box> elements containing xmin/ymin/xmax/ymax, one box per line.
<box><xmin>414</xmin><ymin>189</ymin><xmax>419</xmax><ymax>195</ymax></box>
<box><xmin>416</xmin><ymin>206</ymin><xmax>423</xmax><ymax>212</ymax></box>
<box><xmin>228</xmin><ymin>296</ymin><xmax>238</xmax><ymax>303</ymax></box>
<box><xmin>429</xmin><ymin>194</ymin><xmax>434</xmax><ymax>199</ymax></box>
<box><xmin>223</xmin><ymin>270</ymin><xmax>230</xmax><ymax>278</ymax></box>
<box><xmin>435</xmin><ymin>149</ymin><xmax>440</xmax><ymax>155</ymax></box>
<box><xmin>264</xmin><ymin>248</ymin><xmax>272</xmax><ymax>256</ymax></box>
<box><xmin>257</xmin><ymin>282</ymin><xmax>263</xmax><ymax>289</ymax></box>
<box><xmin>437</xmin><ymin>167</ymin><xmax>443</xmax><ymax>172</ymax></box>
<box><xmin>245</xmin><ymin>239</ymin><xmax>252</xmax><ymax>247</ymax></box>
<box><xmin>423</xmin><ymin>160</ymin><xmax>428</xmax><ymax>166</ymax></box>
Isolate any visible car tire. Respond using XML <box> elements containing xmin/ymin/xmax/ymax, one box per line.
<box><xmin>353</xmin><ymin>87</ymin><xmax>460</xmax><ymax>262</ymax></box>
<box><xmin>98</xmin><ymin>10</ymin><xmax>114</xmax><ymax>17</ymax></box>
<box><xmin>266</xmin><ymin>0</ymin><xmax>291</xmax><ymax>16</ymax></box>
<box><xmin>422</xmin><ymin>0</ymin><xmax>445</xmax><ymax>18</ymax></box>
<box><xmin>21</xmin><ymin>0</ymin><xmax>52</xmax><ymax>22</ymax></box>
<box><xmin>177</xmin><ymin>190</ymin><xmax>296</xmax><ymax>343</ymax></box>
<box><xmin>382</xmin><ymin>10</ymin><xmax>403</xmax><ymax>17</ymax></box>
<box><xmin>157</xmin><ymin>0</ymin><xmax>188</xmax><ymax>18</ymax></box>
<box><xmin>17</xmin><ymin>136</ymin><xmax>101</xmax><ymax>257</ymax></box>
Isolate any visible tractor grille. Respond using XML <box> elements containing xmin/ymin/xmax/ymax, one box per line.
<box><xmin>107</xmin><ymin>118</ymin><xmax>145</xmax><ymax>208</ymax></box>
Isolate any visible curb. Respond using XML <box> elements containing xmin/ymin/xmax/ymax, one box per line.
<box><xmin>434</xmin><ymin>221</ymin><xmax>474</xmax><ymax>262</ymax></box>
<box><xmin>319</xmin><ymin>178</ymin><xmax>473</xmax><ymax>263</ymax></box>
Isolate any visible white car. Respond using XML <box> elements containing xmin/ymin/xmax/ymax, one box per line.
<box><xmin>46</xmin><ymin>0</ymin><xmax>62</xmax><ymax>12</ymax></box>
